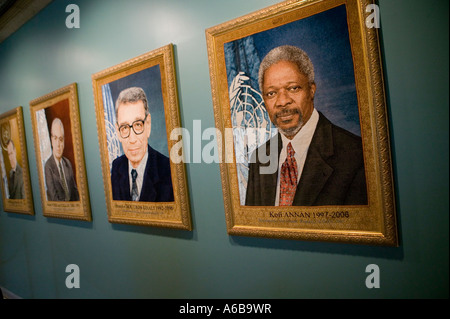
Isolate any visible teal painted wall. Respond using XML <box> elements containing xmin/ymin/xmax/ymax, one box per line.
<box><xmin>0</xmin><ymin>0</ymin><xmax>448</xmax><ymax>299</ymax></box>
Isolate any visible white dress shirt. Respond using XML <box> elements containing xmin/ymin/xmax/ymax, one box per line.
<box><xmin>274</xmin><ymin>108</ymin><xmax>319</xmax><ymax>206</ymax></box>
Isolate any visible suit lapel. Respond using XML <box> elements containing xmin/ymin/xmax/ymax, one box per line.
<box><xmin>13</xmin><ymin>165</ymin><xmax>21</xmax><ymax>189</ymax></box>
<box><xmin>117</xmin><ymin>157</ymin><xmax>132</xmax><ymax>201</ymax></box>
<box><xmin>62</xmin><ymin>158</ymin><xmax>72</xmax><ymax>183</ymax></box>
<box><xmin>51</xmin><ymin>156</ymin><xmax>65</xmax><ymax>191</ymax></box>
<box><xmin>61</xmin><ymin>158</ymin><xmax>71</xmax><ymax>198</ymax></box>
<box><xmin>258</xmin><ymin>134</ymin><xmax>281</xmax><ymax>205</ymax></box>
<box><xmin>139</xmin><ymin>145</ymin><xmax>158</xmax><ymax>202</ymax></box>
<box><xmin>293</xmin><ymin>112</ymin><xmax>334</xmax><ymax>206</ymax></box>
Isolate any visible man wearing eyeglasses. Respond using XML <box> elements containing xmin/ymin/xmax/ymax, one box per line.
<box><xmin>110</xmin><ymin>87</ymin><xmax>174</xmax><ymax>202</ymax></box>
<box><xmin>44</xmin><ymin>118</ymin><xmax>79</xmax><ymax>201</ymax></box>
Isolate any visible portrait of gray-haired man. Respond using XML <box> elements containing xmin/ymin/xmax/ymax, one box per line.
<box><xmin>245</xmin><ymin>45</ymin><xmax>367</xmax><ymax>206</ymax></box>
<box><xmin>110</xmin><ymin>87</ymin><xmax>174</xmax><ymax>202</ymax></box>
<box><xmin>44</xmin><ymin>118</ymin><xmax>79</xmax><ymax>201</ymax></box>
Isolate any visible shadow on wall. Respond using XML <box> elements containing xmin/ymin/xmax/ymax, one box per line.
<box><xmin>0</xmin><ymin>286</ymin><xmax>22</xmax><ymax>299</ymax></box>
<box><xmin>229</xmin><ymin>235</ymin><xmax>404</xmax><ymax>260</ymax></box>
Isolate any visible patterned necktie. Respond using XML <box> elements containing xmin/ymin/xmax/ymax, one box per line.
<box><xmin>59</xmin><ymin>162</ymin><xmax>70</xmax><ymax>201</ymax></box>
<box><xmin>131</xmin><ymin>169</ymin><xmax>139</xmax><ymax>201</ymax></box>
<box><xmin>279</xmin><ymin>142</ymin><xmax>298</xmax><ymax>206</ymax></box>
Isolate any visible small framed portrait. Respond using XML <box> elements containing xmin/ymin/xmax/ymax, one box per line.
<box><xmin>206</xmin><ymin>0</ymin><xmax>397</xmax><ymax>245</ymax></box>
<box><xmin>0</xmin><ymin>107</ymin><xmax>34</xmax><ymax>215</ymax></box>
<box><xmin>92</xmin><ymin>44</ymin><xmax>191</xmax><ymax>230</ymax></box>
<box><xmin>30</xmin><ymin>83</ymin><xmax>91</xmax><ymax>221</ymax></box>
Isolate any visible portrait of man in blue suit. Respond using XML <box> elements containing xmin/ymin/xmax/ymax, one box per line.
<box><xmin>110</xmin><ymin>87</ymin><xmax>174</xmax><ymax>202</ymax></box>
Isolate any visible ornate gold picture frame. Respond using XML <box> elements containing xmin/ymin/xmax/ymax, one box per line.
<box><xmin>92</xmin><ymin>44</ymin><xmax>191</xmax><ymax>230</ymax></box>
<box><xmin>206</xmin><ymin>0</ymin><xmax>397</xmax><ymax>245</ymax></box>
<box><xmin>0</xmin><ymin>107</ymin><xmax>34</xmax><ymax>215</ymax></box>
<box><xmin>30</xmin><ymin>83</ymin><xmax>91</xmax><ymax>221</ymax></box>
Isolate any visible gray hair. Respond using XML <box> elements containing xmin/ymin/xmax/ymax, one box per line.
<box><xmin>115</xmin><ymin>87</ymin><xmax>149</xmax><ymax>119</ymax></box>
<box><xmin>258</xmin><ymin>45</ymin><xmax>315</xmax><ymax>92</ymax></box>
<box><xmin>51</xmin><ymin>118</ymin><xmax>64</xmax><ymax>136</ymax></box>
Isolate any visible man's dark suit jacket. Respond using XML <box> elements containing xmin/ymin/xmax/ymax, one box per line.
<box><xmin>9</xmin><ymin>164</ymin><xmax>24</xmax><ymax>199</ymax></box>
<box><xmin>245</xmin><ymin>112</ymin><xmax>368</xmax><ymax>206</ymax></box>
<box><xmin>45</xmin><ymin>155</ymin><xmax>79</xmax><ymax>201</ymax></box>
<box><xmin>111</xmin><ymin>145</ymin><xmax>174</xmax><ymax>202</ymax></box>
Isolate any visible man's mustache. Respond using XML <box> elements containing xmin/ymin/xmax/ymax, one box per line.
<box><xmin>274</xmin><ymin>108</ymin><xmax>300</xmax><ymax>119</ymax></box>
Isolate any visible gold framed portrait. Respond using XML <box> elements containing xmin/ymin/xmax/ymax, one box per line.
<box><xmin>0</xmin><ymin>107</ymin><xmax>34</xmax><ymax>215</ymax></box>
<box><xmin>206</xmin><ymin>0</ymin><xmax>397</xmax><ymax>245</ymax></box>
<box><xmin>30</xmin><ymin>83</ymin><xmax>91</xmax><ymax>221</ymax></box>
<box><xmin>92</xmin><ymin>44</ymin><xmax>191</xmax><ymax>230</ymax></box>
